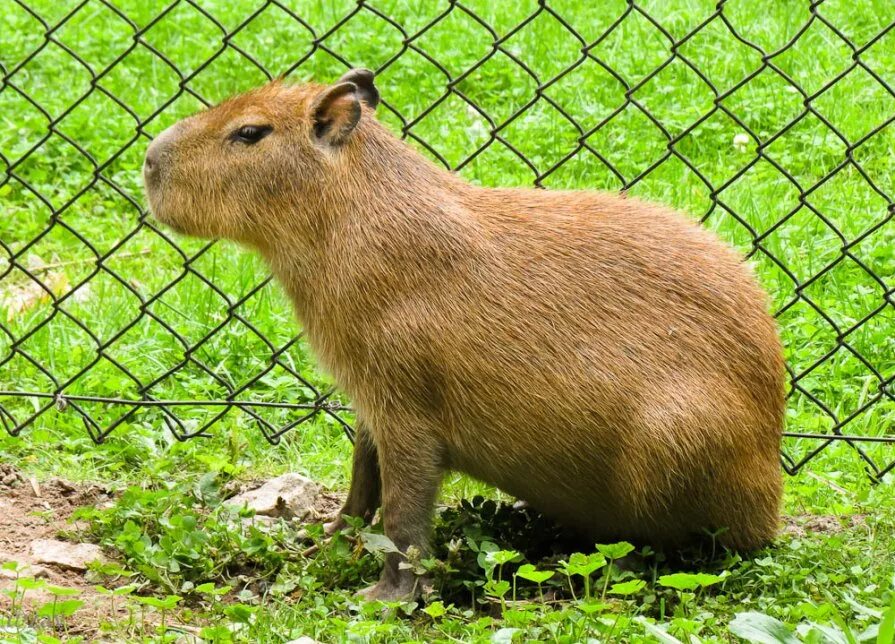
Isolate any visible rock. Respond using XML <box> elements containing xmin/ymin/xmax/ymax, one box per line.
<box><xmin>0</xmin><ymin>563</ymin><xmax>50</xmax><ymax>579</ymax></box>
<box><xmin>50</xmin><ymin>478</ymin><xmax>77</xmax><ymax>495</ymax></box>
<box><xmin>0</xmin><ymin>549</ymin><xmax>51</xmax><ymax>579</ymax></box>
<box><xmin>238</xmin><ymin>514</ymin><xmax>278</xmax><ymax>531</ymax></box>
<box><xmin>226</xmin><ymin>474</ymin><xmax>320</xmax><ymax>519</ymax></box>
<box><xmin>30</xmin><ymin>539</ymin><xmax>107</xmax><ymax>571</ymax></box>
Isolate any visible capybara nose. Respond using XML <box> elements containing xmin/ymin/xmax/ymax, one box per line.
<box><xmin>144</xmin><ymin>144</ymin><xmax>158</xmax><ymax>173</ymax></box>
<box><xmin>143</xmin><ymin>124</ymin><xmax>179</xmax><ymax>184</ymax></box>
<box><xmin>143</xmin><ymin>138</ymin><xmax>163</xmax><ymax>183</ymax></box>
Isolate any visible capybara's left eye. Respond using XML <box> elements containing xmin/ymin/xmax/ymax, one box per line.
<box><xmin>232</xmin><ymin>125</ymin><xmax>272</xmax><ymax>144</ymax></box>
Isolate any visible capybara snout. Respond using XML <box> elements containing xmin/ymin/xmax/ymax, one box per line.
<box><xmin>144</xmin><ymin>69</ymin><xmax>785</xmax><ymax>601</ymax></box>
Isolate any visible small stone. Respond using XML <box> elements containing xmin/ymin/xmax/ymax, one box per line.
<box><xmin>0</xmin><ymin>550</ymin><xmax>52</xmax><ymax>579</ymax></box>
<box><xmin>226</xmin><ymin>474</ymin><xmax>320</xmax><ymax>519</ymax></box>
<box><xmin>0</xmin><ymin>551</ymin><xmax>21</xmax><ymax>565</ymax></box>
<box><xmin>30</xmin><ymin>539</ymin><xmax>107</xmax><ymax>571</ymax></box>
<box><xmin>52</xmin><ymin>478</ymin><xmax>77</xmax><ymax>495</ymax></box>
<box><xmin>239</xmin><ymin>515</ymin><xmax>277</xmax><ymax>531</ymax></box>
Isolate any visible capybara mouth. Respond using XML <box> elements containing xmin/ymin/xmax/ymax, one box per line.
<box><xmin>148</xmin><ymin>210</ymin><xmax>186</xmax><ymax>235</ymax></box>
<box><xmin>143</xmin><ymin>193</ymin><xmax>182</xmax><ymax>234</ymax></box>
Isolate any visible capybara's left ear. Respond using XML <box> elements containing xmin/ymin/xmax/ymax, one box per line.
<box><xmin>337</xmin><ymin>68</ymin><xmax>379</xmax><ymax>110</ymax></box>
<box><xmin>310</xmin><ymin>81</ymin><xmax>361</xmax><ymax>146</ymax></box>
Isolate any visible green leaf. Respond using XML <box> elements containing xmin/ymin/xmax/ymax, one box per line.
<box><xmin>659</xmin><ymin>572</ymin><xmax>726</xmax><ymax>591</ymax></box>
<box><xmin>609</xmin><ymin>579</ymin><xmax>647</xmax><ymax>596</ymax></box>
<box><xmin>729</xmin><ymin>612</ymin><xmax>800</xmax><ymax>644</ymax></box>
<box><xmin>224</xmin><ymin>603</ymin><xmax>257</xmax><ymax>624</ymax></box>
<box><xmin>637</xmin><ymin>617</ymin><xmax>685</xmax><ymax>644</ymax></box>
<box><xmin>596</xmin><ymin>542</ymin><xmax>636</xmax><ymax>560</ymax></box>
<box><xmin>195</xmin><ymin>582</ymin><xmax>231</xmax><ymax>596</ymax></box>
<box><xmin>37</xmin><ymin>599</ymin><xmax>85</xmax><ymax>618</ymax></box>
<box><xmin>486</xmin><ymin>550</ymin><xmax>522</xmax><ymax>566</ymax></box>
<box><xmin>16</xmin><ymin>577</ymin><xmax>46</xmax><ymax>591</ymax></box>
<box><xmin>199</xmin><ymin>625</ymin><xmax>233</xmax><ymax>641</ymax></box>
<box><xmin>135</xmin><ymin>594</ymin><xmax>181</xmax><ymax>610</ymax></box>
<box><xmin>423</xmin><ymin>600</ymin><xmax>448</xmax><ymax>618</ymax></box>
<box><xmin>576</xmin><ymin>599</ymin><xmax>607</xmax><ymax>614</ymax></box>
<box><xmin>515</xmin><ymin>564</ymin><xmax>554</xmax><ymax>584</ymax></box>
<box><xmin>93</xmin><ymin>563</ymin><xmax>134</xmax><ymax>578</ymax></box>
<box><xmin>113</xmin><ymin>584</ymin><xmax>139</xmax><ymax>596</ymax></box>
<box><xmin>805</xmin><ymin>622</ymin><xmax>851</xmax><ymax>644</ymax></box>
<box><xmin>491</xmin><ymin>627</ymin><xmax>521</xmax><ymax>643</ymax></box>
<box><xmin>484</xmin><ymin>579</ymin><xmax>511</xmax><ymax>598</ymax></box>
<box><xmin>359</xmin><ymin>532</ymin><xmax>401</xmax><ymax>555</ymax></box>
<box><xmin>879</xmin><ymin>588</ymin><xmax>895</xmax><ymax>644</ymax></box>
<box><xmin>45</xmin><ymin>584</ymin><xmax>81</xmax><ymax>596</ymax></box>
<box><xmin>37</xmin><ymin>635</ymin><xmax>63</xmax><ymax>644</ymax></box>
<box><xmin>563</xmin><ymin>552</ymin><xmax>607</xmax><ymax>578</ymax></box>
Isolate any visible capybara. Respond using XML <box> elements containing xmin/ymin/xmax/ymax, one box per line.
<box><xmin>143</xmin><ymin>69</ymin><xmax>784</xmax><ymax>600</ymax></box>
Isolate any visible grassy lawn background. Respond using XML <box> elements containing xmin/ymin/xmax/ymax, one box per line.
<box><xmin>1</xmin><ymin>0</ymin><xmax>894</xmax><ymax>641</ymax></box>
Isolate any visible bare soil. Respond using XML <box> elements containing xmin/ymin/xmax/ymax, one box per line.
<box><xmin>781</xmin><ymin>512</ymin><xmax>868</xmax><ymax>538</ymax></box>
<box><xmin>0</xmin><ymin>462</ymin><xmax>127</xmax><ymax>639</ymax></box>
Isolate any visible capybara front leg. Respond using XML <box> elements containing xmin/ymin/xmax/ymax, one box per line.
<box><xmin>325</xmin><ymin>422</ymin><xmax>381</xmax><ymax>535</ymax></box>
<box><xmin>357</xmin><ymin>432</ymin><xmax>442</xmax><ymax>601</ymax></box>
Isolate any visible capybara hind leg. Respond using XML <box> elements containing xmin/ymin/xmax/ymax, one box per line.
<box><xmin>711</xmin><ymin>461</ymin><xmax>782</xmax><ymax>551</ymax></box>
<box><xmin>325</xmin><ymin>422</ymin><xmax>381</xmax><ymax>535</ymax></box>
<box><xmin>358</xmin><ymin>431</ymin><xmax>443</xmax><ymax>601</ymax></box>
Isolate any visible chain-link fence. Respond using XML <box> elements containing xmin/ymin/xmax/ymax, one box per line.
<box><xmin>1</xmin><ymin>0</ymin><xmax>893</xmax><ymax>480</ymax></box>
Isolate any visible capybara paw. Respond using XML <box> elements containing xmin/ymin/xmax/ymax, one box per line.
<box><xmin>356</xmin><ymin>576</ymin><xmax>421</xmax><ymax>602</ymax></box>
<box><xmin>323</xmin><ymin>516</ymin><xmax>347</xmax><ymax>536</ymax></box>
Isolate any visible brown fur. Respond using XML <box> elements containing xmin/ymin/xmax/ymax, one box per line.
<box><xmin>143</xmin><ymin>70</ymin><xmax>785</xmax><ymax>600</ymax></box>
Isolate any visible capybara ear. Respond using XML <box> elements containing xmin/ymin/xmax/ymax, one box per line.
<box><xmin>310</xmin><ymin>81</ymin><xmax>361</xmax><ymax>145</ymax></box>
<box><xmin>337</xmin><ymin>68</ymin><xmax>379</xmax><ymax>109</ymax></box>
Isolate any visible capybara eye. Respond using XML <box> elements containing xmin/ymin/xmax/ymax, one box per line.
<box><xmin>232</xmin><ymin>125</ymin><xmax>272</xmax><ymax>144</ymax></box>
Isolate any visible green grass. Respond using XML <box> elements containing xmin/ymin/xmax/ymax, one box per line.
<box><xmin>1</xmin><ymin>0</ymin><xmax>894</xmax><ymax>641</ymax></box>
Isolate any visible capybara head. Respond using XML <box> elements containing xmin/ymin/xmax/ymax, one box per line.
<box><xmin>142</xmin><ymin>69</ymin><xmax>380</xmax><ymax>243</ymax></box>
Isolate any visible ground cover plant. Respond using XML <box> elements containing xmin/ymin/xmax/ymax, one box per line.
<box><xmin>1</xmin><ymin>0</ymin><xmax>894</xmax><ymax>641</ymax></box>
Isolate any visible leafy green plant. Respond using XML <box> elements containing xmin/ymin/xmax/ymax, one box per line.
<box><xmin>133</xmin><ymin>594</ymin><xmax>181</xmax><ymax>639</ymax></box>
<box><xmin>560</xmin><ymin>552</ymin><xmax>607</xmax><ymax>601</ymax></box>
<box><xmin>75</xmin><ymin>474</ymin><xmax>285</xmax><ymax>593</ymax></box>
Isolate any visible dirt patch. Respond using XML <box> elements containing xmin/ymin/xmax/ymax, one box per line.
<box><xmin>306</xmin><ymin>490</ymin><xmax>345</xmax><ymax>523</ymax></box>
<box><xmin>0</xmin><ymin>469</ymin><xmax>112</xmax><ymax>563</ymax></box>
<box><xmin>0</xmin><ymin>463</ymin><xmax>125</xmax><ymax>639</ymax></box>
<box><xmin>782</xmin><ymin>513</ymin><xmax>868</xmax><ymax>538</ymax></box>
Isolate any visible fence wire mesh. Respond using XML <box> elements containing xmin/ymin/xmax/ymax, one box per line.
<box><xmin>1</xmin><ymin>0</ymin><xmax>893</xmax><ymax>480</ymax></box>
